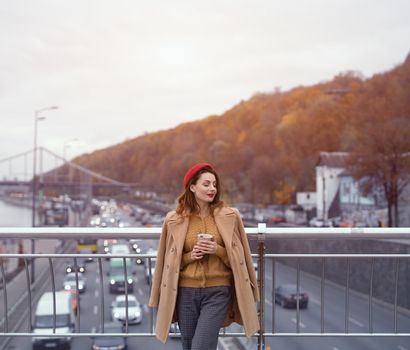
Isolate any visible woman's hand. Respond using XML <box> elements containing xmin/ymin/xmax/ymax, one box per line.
<box><xmin>197</xmin><ymin>240</ymin><xmax>217</xmax><ymax>255</ymax></box>
<box><xmin>191</xmin><ymin>245</ymin><xmax>205</xmax><ymax>260</ymax></box>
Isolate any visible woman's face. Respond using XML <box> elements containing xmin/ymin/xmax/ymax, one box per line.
<box><xmin>190</xmin><ymin>172</ymin><xmax>217</xmax><ymax>205</ymax></box>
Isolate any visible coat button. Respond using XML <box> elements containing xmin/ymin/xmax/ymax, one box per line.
<box><xmin>240</xmin><ymin>261</ymin><xmax>244</xmax><ymax>265</ymax></box>
<box><xmin>171</xmin><ymin>248</ymin><xmax>175</xmax><ymax>252</ymax></box>
<box><xmin>166</xmin><ymin>264</ymin><xmax>169</xmax><ymax>269</ymax></box>
<box><xmin>163</xmin><ymin>283</ymin><xmax>166</xmax><ymax>287</ymax></box>
<box><xmin>232</xmin><ymin>242</ymin><xmax>236</xmax><ymax>247</ymax></box>
<box><xmin>245</xmin><ymin>278</ymin><xmax>249</xmax><ymax>282</ymax></box>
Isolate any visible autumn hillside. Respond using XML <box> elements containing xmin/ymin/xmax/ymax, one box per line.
<box><xmin>73</xmin><ymin>53</ymin><xmax>410</xmax><ymax>204</ymax></box>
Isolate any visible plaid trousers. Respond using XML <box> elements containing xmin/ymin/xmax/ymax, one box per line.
<box><xmin>176</xmin><ymin>286</ymin><xmax>232</xmax><ymax>350</ymax></box>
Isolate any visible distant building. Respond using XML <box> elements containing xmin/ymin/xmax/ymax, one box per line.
<box><xmin>315</xmin><ymin>152</ymin><xmax>390</xmax><ymax>226</ymax></box>
<box><xmin>296</xmin><ymin>192</ymin><xmax>317</xmax><ymax>211</ymax></box>
<box><xmin>316</xmin><ymin>152</ymin><xmax>348</xmax><ymax>221</ymax></box>
<box><xmin>296</xmin><ymin>192</ymin><xmax>317</xmax><ymax>222</ymax></box>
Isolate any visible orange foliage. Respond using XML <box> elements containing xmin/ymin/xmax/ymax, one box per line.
<box><xmin>70</xmin><ymin>53</ymin><xmax>410</xmax><ymax>205</ymax></box>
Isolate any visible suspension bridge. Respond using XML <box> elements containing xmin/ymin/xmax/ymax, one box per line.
<box><xmin>0</xmin><ymin>147</ymin><xmax>140</xmax><ymax>197</ymax></box>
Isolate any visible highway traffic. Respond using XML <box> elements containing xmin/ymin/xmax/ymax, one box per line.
<box><xmin>1</xmin><ymin>200</ymin><xmax>409</xmax><ymax>350</ymax></box>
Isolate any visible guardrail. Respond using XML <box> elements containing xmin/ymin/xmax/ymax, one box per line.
<box><xmin>0</xmin><ymin>226</ymin><xmax>409</xmax><ymax>350</ymax></box>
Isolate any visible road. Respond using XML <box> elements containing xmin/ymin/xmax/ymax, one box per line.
<box><xmin>6</xmin><ymin>239</ymin><xmax>184</xmax><ymax>350</ymax></box>
<box><xmin>4</xmin><ymin>248</ymin><xmax>410</xmax><ymax>350</ymax></box>
<box><xmin>2</xmin><ymin>219</ymin><xmax>409</xmax><ymax>350</ymax></box>
<box><xmin>260</xmin><ymin>260</ymin><xmax>410</xmax><ymax>350</ymax></box>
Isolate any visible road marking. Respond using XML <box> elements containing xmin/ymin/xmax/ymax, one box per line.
<box><xmin>349</xmin><ymin>317</ymin><xmax>364</xmax><ymax>327</ymax></box>
<box><xmin>143</xmin><ymin>305</ymin><xmax>149</xmax><ymax>313</ymax></box>
<box><xmin>398</xmin><ymin>346</ymin><xmax>408</xmax><ymax>350</ymax></box>
<box><xmin>93</xmin><ymin>305</ymin><xmax>98</xmax><ymax>314</ymax></box>
<box><xmin>91</xmin><ymin>327</ymin><xmax>96</xmax><ymax>333</ymax></box>
<box><xmin>138</xmin><ymin>288</ymin><xmax>143</xmax><ymax>296</ymax></box>
<box><xmin>265</xmin><ymin>299</ymin><xmax>272</xmax><ymax>306</ymax></box>
<box><xmin>291</xmin><ymin>318</ymin><xmax>306</xmax><ymax>328</ymax></box>
<box><xmin>95</xmin><ymin>290</ymin><xmax>99</xmax><ymax>297</ymax></box>
<box><xmin>96</xmin><ymin>277</ymin><xmax>99</xmax><ymax>284</ymax></box>
<box><xmin>332</xmin><ymin>347</ymin><xmax>340</xmax><ymax>350</ymax></box>
<box><xmin>134</xmin><ymin>276</ymin><xmax>139</xmax><ymax>283</ymax></box>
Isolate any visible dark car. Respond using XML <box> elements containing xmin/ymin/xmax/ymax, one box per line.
<box><xmin>129</xmin><ymin>239</ymin><xmax>150</xmax><ymax>265</ymax></box>
<box><xmin>92</xmin><ymin>322</ymin><xmax>127</xmax><ymax>350</ymax></box>
<box><xmin>274</xmin><ymin>284</ymin><xmax>309</xmax><ymax>309</ymax></box>
<box><xmin>65</xmin><ymin>258</ymin><xmax>87</xmax><ymax>274</ymax></box>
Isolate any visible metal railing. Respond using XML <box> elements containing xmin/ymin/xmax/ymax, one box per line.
<box><xmin>0</xmin><ymin>226</ymin><xmax>409</xmax><ymax>350</ymax></box>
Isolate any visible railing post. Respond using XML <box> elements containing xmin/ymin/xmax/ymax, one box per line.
<box><xmin>257</xmin><ymin>223</ymin><xmax>266</xmax><ymax>350</ymax></box>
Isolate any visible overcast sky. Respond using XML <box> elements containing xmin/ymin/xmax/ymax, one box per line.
<box><xmin>1</xmin><ymin>0</ymin><xmax>409</xmax><ymax>179</ymax></box>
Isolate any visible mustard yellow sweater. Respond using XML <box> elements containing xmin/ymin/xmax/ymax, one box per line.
<box><xmin>179</xmin><ymin>214</ymin><xmax>233</xmax><ymax>288</ymax></box>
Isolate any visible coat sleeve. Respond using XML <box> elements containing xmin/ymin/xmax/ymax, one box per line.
<box><xmin>233</xmin><ymin>208</ymin><xmax>260</xmax><ymax>302</ymax></box>
<box><xmin>148</xmin><ymin>213</ymin><xmax>170</xmax><ymax>307</ymax></box>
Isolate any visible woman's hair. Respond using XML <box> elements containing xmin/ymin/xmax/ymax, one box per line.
<box><xmin>175</xmin><ymin>165</ymin><xmax>224</xmax><ymax>216</ymax></box>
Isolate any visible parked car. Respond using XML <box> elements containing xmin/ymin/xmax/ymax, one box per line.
<box><xmin>111</xmin><ymin>295</ymin><xmax>143</xmax><ymax>325</ymax></box>
<box><xmin>309</xmin><ymin>217</ymin><xmax>331</xmax><ymax>227</ymax></box>
<box><xmin>92</xmin><ymin>322</ymin><xmax>127</xmax><ymax>350</ymax></box>
<box><xmin>63</xmin><ymin>272</ymin><xmax>86</xmax><ymax>293</ymax></box>
<box><xmin>270</xmin><ymin>215</ymin><xmax>286</xmax><ymax>224</ymax></box>
<box><xmin>274</xmin><ymin>284</ymin><xmax>309</xmax><ymax>309</ymax></box>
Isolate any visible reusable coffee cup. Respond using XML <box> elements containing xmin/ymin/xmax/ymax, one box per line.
<box><xmin>197</xmin><ymin>233</ymin><xmax>214</xmax><ymax>241</ymax></box>
<box><xmin>197</xmin><ymin>233</ymin><xmax>213</xmax><ymax>260</ymax></box>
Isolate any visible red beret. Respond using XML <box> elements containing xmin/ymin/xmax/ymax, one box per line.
<box><xmin>183</xmin><ymin>163</ymin><xmax>214</xmax><ymax>188</ymax></box>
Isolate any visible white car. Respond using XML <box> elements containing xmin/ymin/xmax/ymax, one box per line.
<box><xmin>309</xmin><ymin>217</ymin><xmax>327</xmax><ymax>227</ymax></box>
<box><xmin>111</xmin><ymin>295</ymin><xmax>143</xmax><ymax>324</ymax></box>
<box><xmin>110</xmin><ymin>244</ymin><xmax>131</xmax><ymax>255</ymax></box>
<box><xmin>63</xmin><ymin>272</ymin><xmax>86</xmax><ymax>293</ymax></box>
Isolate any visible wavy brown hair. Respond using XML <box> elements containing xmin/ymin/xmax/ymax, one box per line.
<box><xmin>175</xmin><ymin>165</ymin><xmax>224</xmax><ymax>216</ymax></box>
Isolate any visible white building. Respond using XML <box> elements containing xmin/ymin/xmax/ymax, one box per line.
<box><xmin>316</xmin><ymin>152</ymin><xmax>348</xmax><ymax>221</ymax></box>
<box><xmin>314</xmin><ymin>151</ymin><xmax>410</xmax><ymax>226</ymax></box>
<box><xmin>296</xmin><ymin>192</ymin><xmax>317</xmax><ymax>211</ymax></box>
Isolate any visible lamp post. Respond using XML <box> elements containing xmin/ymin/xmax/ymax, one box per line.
<box><xmin>63</xmin><ymin>138</ymin><xmax>79</xmax><ymax>161</ymax></box>
<box><xmin>31</xmin><ymin>105</ymin><xmax>58</xmax><ymax>283</ymax></box>
<box><xmin>320</xmin><ymin>166</ymin><xmax>327</xmax><ymax>223</ymax></box>
<box><xmin>62</xmin><ymin>138</ymin><xmax>79</xmax><ymax>220</ymax></box>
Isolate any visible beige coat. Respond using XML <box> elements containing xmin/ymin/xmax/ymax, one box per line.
<box><xmin>148</xmin><ymin>206</ymin><xmax>260</xmax><ymax>343</ymax></box>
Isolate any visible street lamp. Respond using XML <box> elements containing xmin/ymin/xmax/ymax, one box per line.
<box><xmin>31</xmin><ymin>105</ymin><xmax>58</xmax><ymax>283</ymax></box>
<box><xmin>63</xmin><ymin>138</ymin><xmax>79</xmax><ymax>161</ymax></box>
<box><xmin>62</xmin><ymin>138</ymin><xmax>79</xmax><ymax>210</ymax></box>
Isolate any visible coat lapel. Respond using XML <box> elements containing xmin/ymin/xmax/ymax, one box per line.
<box><xmin>168</xmin><ymin>215</ymin><xmax>189</xmax><ymax>257</ymax></box>
<box><xmin>214</xmin><ymin>207</ymin><xmax>235</xmax><ymax>248</ymax></box>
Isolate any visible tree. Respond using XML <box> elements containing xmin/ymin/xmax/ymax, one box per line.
<box><xmin>347</xmin><ymin>117</ymin><xmax>410</xmax><ymax>226</ymax></box>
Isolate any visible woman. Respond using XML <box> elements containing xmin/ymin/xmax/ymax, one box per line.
<box><xmin>148</xmin><ymin>163</ymin><xmax>259</xmax><ymax>349</ymax></box>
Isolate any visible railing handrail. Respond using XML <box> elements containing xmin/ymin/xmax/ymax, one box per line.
<box><xmin>1</xmin><ymin>253</ymin><xmax>409</xmax><ymax>258</ymax></box>
<box><xmin>1</xmin><ymin>228</ymin><xmax>409</xmax><ymax>350</ymax></box>
<box><xmin>0</xmin><ymin>226</ymin><xmax>409</xmax><ymax>239</ymax></box>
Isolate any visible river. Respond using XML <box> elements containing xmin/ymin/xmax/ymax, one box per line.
<box><xmin>0</xmin><ymin>199</ymin><xmax>36</xmax><ymax>227</ymax></box>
